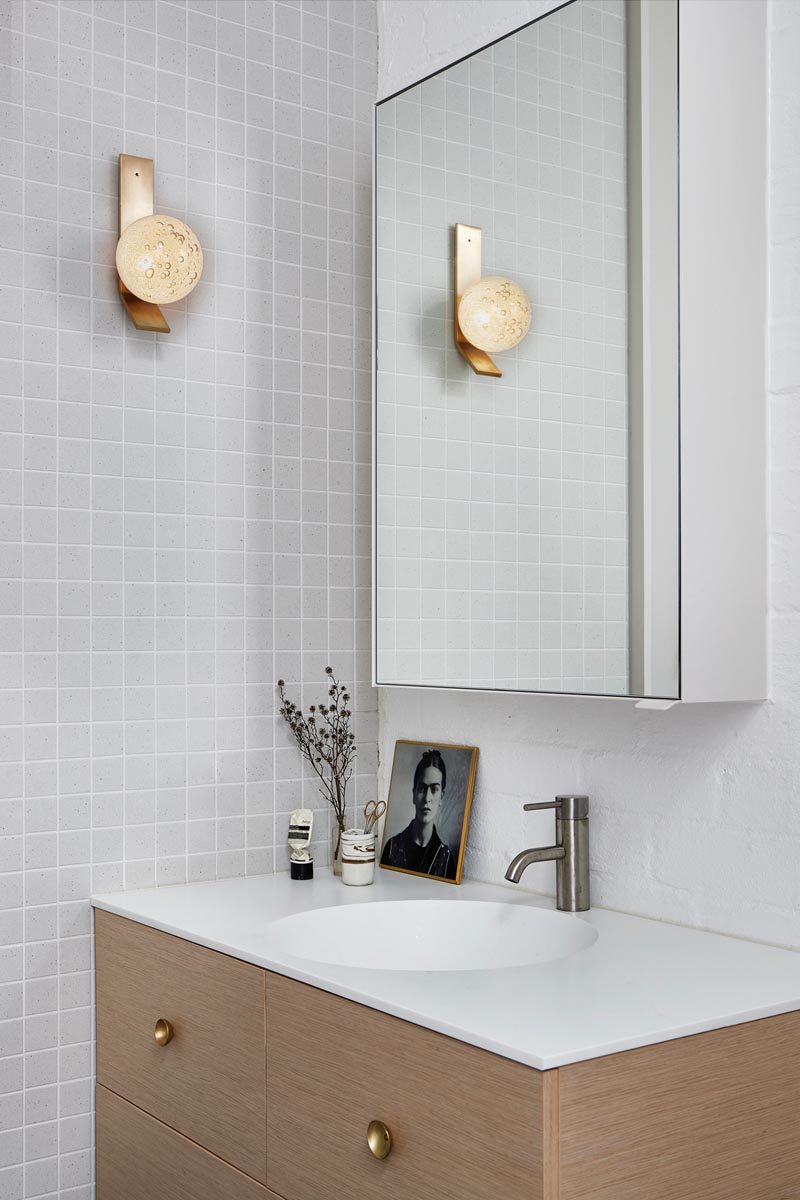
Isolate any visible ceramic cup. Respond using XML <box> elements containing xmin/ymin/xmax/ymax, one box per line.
<box><xmin>341</xmin><ymin>828</ymin><xmax>376</xmax><ymax>887</ymax></box>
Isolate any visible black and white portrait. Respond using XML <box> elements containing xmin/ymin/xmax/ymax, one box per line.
<box><xmin>379</xmin><ymin>741</ymin><xmax>479</xmax><ymax>884</ymax></box>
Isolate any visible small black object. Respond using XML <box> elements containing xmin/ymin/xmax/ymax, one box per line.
<box><xmin>290</xmin><ymin>859</ymin><xmax>314</xmax><ymax>881</ymax></box>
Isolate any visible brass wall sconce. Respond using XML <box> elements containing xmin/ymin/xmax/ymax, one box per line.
<box><xmin>454</xmin><ymin>223</ymin><xmax>531</xmax><ymax>377</ymax></box>
<box><xmin>116</xmin><ymin>154</ymin><xmax>204</xmax><ymax>334</ymax></box>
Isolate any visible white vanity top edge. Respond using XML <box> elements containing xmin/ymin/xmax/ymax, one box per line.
<box><xmin>91</xmin><ymin>871</ymin><xmax>800</xmax><ymax>1071</ymax></box>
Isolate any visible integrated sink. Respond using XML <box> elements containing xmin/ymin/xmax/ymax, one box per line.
<box><xmin>264</xmin><ymin>898</ymin><xmax>598</xmax><ymax>972</ymax></box>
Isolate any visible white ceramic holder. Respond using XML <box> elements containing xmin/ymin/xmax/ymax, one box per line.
<box><xmin>341</xmin><ymin>829</ymin><xmax>376</xmax><ymax>887</ymax></box>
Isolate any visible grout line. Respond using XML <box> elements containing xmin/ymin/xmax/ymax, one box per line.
<box><xmin>242</xmin><ymin>0</ymin><xmax>249</xmax><ymax>881</ymax></box>
<box><xmin>55</xmin><ymin>1</ymin><xmax>63</xmax><ymax>1191</ymax></box>
<box><xmin>88</xmin><ymin>0</ymin><xmax>97</xmax><ymax>1189</ymax></box>
<box><xmin>212</xmin><ymin>0</ymin><xmax>220</xmax><ymax>884</ymax></box>
<box><xmin>182</xmin><ymin>2</ymin><xmax>190</xmax><ymax>887</ymax></box>
<box><xmin>20</xmin><ymin>8</ymin><xmax>28</xmax><ymax>1199</ymax></box>
<box><xmin>268</xmin><ymin>1</ymin><xmax>277</xmax><ymax>874</ymax></box>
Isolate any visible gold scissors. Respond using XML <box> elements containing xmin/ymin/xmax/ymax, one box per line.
<box><xmin>364</xmin><ymin>800</ymin><xmax>386</xmax><ymax>834</ymax></box>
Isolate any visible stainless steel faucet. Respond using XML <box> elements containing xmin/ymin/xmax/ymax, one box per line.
<box><xmin>504</xmin><ymin>795</ymin><xmax>590</xmax><ymax>912</ymax></box>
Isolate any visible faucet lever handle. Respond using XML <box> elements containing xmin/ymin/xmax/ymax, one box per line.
<box><xmin>524</xmin><ymin>795</ymin><xmax>589</xmax><ymax>819</ymax></box>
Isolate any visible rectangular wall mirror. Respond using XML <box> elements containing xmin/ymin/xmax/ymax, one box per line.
<box><xmin>373</xmin><ymin>0</ymin><xmax>680</xmax><ymax>700</ymax></box>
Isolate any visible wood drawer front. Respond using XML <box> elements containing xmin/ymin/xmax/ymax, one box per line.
<box><xmin>97</xmin><ymin>1086</ymin><xmax>276</xmax><ymax>1200</ymax></box>
<box><xmin>266</xmin><ymin>972</ymin><xmax>552</xmax><ymax>1200</ymax></box>
<box><xmin>95</xmin><ymin>911</ymin><xmax>266</xmax><ymax>1183</ymax></box>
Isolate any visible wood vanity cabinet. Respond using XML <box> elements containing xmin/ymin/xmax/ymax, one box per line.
<box><xmin>264</xmin><ymin>971</ymin><xmax>552</xmax><ymax>1200</ymax></box>
<box><xmin>96</xmin><ymin>1088</ymin><xmax>279</xmax><ymax>1200</ymax></box>
<box><xmin>95</xmin><ymin>913</ymin><xmax>800</xmax><ymax>1200</ymax></box>
<box><xmin>94</xmin><ymin>910</ymin><xmax>267</xmax><ymax>1184</ymax></box>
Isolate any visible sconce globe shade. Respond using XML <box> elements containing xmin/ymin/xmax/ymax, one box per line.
<box><xmin>116</xmin><ymin>213</ymin><xmax>204</xmax><ymax>305</ymax></box>
<box><xmin>458</xmin><ymin>276</ymin><xmax>532</xmax><ymax>354</ymax></box>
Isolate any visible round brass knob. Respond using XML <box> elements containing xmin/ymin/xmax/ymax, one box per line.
<box><xmin>367</xmin><ymin>1119</ymin><xmax>392</xmax><ymax>1160</ymax></box>
<box><xmin>154</xmin><ymin>1018</ymin><xmax>174</xmax><ymax>1047</ymax></box>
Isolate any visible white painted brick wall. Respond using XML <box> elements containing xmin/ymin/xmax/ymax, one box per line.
<box><xmin>378</xmin><ymin>0</ymin><xmax>800</xmax><ymax>951</ymax></box>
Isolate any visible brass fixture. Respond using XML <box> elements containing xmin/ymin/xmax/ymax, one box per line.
<box><xmin>454</xmin><ymin>223</ymin><xmax>531</xmax><ymax>378</ymax></box>
<box><xmin>117</xmin><ymin>154</ymin><xmax>203</xmax><ymax>333</ymax></box>
<box><xmin>367</xmin><ymin>1119</ymin><xmax>392</xmax><ymax>1160</ymax></box>
<box><xmin>154</xmin><ymin>1018</ymin><xmax>174</xmax><ymax>1046</ymax></box>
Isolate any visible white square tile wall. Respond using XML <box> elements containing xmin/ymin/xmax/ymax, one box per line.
<box><xmin>376</xmin><ymin>0</ymin><xmax>628</xmax><ymax>695</ymax></box>
<box><xmin>0</xmin><ymin>0</ymin><xmax>377</xmax><ymax>1195</ymax></box>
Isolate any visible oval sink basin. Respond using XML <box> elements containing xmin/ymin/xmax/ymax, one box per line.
<box><xmin>266</xmin><ymin>899</ymin><xmax>597</xmax><ymax>972</ymax></box>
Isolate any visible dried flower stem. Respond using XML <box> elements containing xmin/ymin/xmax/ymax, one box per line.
<box><xmin>277</xmin><ymin>667</ymin><xmax>357</xmax><ymax>838</ymax></box>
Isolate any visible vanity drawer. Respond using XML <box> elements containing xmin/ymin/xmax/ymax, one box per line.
<box><xmin>97</xmin><ymin>1085</ymin><xmax>276</xmax><ymax>1200</ymax></box>
<box><xmin>95</xmin><ymin>910</ymin><xmax>267</xmax><ymax>1184</ymax></box>
<box><xmin>265</xmin><ymin>972</ymin><xmax>553</xmax><ymax>1200</ymax></box>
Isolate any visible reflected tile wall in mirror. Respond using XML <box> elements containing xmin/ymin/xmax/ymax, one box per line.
<box><xmin>376</xmin><ymin>0</ymin><xmax>629</xmax><ymax>695</ymax></box>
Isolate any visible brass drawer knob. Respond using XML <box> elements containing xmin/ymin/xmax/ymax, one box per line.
<box><xmin>154</xmin><ymin>1018</ymin><xmax>174</xmax><ymax>1047</ymax></box>
<box><xmin>367</xmin><ymin>1119</ymin><xmax>392</xmax><ymax>1160</ymax></box>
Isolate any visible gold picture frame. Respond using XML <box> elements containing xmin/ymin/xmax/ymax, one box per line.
<box><xmin>379</xmin><ymin>740</ymin><xmax>479</xmax><ymax>885</ymax></box>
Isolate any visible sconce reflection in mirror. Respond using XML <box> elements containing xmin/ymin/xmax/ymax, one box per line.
<box><xmin>116</xmin><ymin>154</ymin><xmax>204</xmax><ymax>334</ymax></box>
<box><xmin>454</xmin><ymin>223</ymin><xmax>531</xmax><ymax>377</ymax></box>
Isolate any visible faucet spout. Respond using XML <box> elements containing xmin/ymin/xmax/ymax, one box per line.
<box><xmin>504</xmin><ymin>845</ymin><xmax>566</xmax><ymax>884</ymax></box>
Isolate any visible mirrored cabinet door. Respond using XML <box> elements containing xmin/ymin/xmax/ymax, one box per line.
<box><xmin>374</xmin><ymin>0</ymin><xmax>680</xmax><ymax>700</ymax></box>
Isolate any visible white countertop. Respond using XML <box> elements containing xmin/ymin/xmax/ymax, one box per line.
<box><xmin>92</xmin><ymin>870</ymin><xmax>800</xmax><ymax>1070</ymax></box>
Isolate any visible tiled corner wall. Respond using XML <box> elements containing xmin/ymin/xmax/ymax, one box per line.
<box><xmin>0</xmin><ymin>1</ymin><xmax>377</xmax><ymax>1195</ymax></box>
<box><xmin>375</xmin><ymin>0</ymin><xmax>628</xmax><ymax>695</ymax></box>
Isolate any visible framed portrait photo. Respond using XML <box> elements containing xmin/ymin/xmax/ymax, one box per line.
<box><xmin>379</xmin><ymin>740</ymin><xmax>479</xmax><ymax>885</ymax></box>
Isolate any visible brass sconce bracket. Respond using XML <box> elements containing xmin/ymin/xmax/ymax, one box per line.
<box><xmin>118</xmin><ymin>155</ymin><xmax>170</xmax><ymax>333</ymax></box>
<box><xmin>454</xmin><ymin>223</ymin><xmax>502</xmax><ymax>378</ymax></box>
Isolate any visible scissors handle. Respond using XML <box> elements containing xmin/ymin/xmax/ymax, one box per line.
<box><xmin>364</xmin><ymin>801</ymin><xmax>385</xmax><ymax>833</ymax></box>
